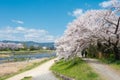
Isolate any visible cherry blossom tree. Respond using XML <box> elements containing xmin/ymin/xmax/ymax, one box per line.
<box><xmin>56</xmin><ymin>10</ymin><xmax>108</xmax><ymax>59</ymax></box>
<box><xmin>56</xmin><ymin>0</ymin><xmax>120</xmax><ymax>60</ymax></box>
<box><xmin>99</xmin><ymin>0</ymin><xmax>120</xmax><ymax>59</ymax></box>
<box><xmin>0</xmin><ymin>42</ymin><xmax>24</xmax><ymax>50</ymax></box>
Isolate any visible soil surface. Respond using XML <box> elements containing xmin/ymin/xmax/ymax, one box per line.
<box><xmin>7</xmin><ymin>58</ymin><xmax>58</xmax><ymax>80</ymax></box>
<box><xmin>0</xmin><ymin>58</ymin><xmax>47</xmax><ymax>77</ymax></box>
<box><xmin>83</xmin><ymin>58</ymin><xmax>120</xmax><ymax>80</ymax></box>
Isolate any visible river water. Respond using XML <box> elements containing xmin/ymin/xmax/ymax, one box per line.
<box><xmin>0</xmin><ymin>53</ymin><xmax>56</xmax><ymax>64</ymax></box>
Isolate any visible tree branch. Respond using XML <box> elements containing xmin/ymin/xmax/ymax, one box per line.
<box><xmin>115</xmin><ymin>17</ymin><xmax>120</xmax><ymax>34</ymax></box>
<box><xmin>104</xmin><ymin>18</ymin><xmax>117</xmax><ymax>26</ymax></box>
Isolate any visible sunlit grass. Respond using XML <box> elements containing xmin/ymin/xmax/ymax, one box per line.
<box><xmin>21</xmin><ymin>76</ymin><xmax>32</xmax><ymax>80</ymax></box>
<box><xmin>51</xmin><ymin>57</ymin><xmax>102</xmax><ymax>80</ymax></box>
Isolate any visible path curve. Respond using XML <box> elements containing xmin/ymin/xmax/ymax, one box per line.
<box><xmin>83</xmin><ymin>58</ymin><xmax>120</xmax><ymax>80</ymax></box>
<box><xmin>7</xmin><ymin>59</ymin><xmax>58</xmax><ymax>80</ymax></box>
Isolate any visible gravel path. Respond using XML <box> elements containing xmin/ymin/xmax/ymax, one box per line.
<box><xmin>83</xmin><ymin>58</ymin><xmax>120</xmax><ymax>80</ymax></box>
<box><xmin>7</xmin><ymin>59</ymin><xmax>58</xmax><ymax>80</ymax></box>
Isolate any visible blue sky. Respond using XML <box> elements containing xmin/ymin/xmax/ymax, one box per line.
<box><xmin>0</xmin><ymin>0</ymin><xmax>106</xmax><ymax>42</ymax></box>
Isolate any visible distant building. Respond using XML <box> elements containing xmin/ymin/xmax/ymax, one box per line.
<box><xmin>17</xmin><ymin>43</ymin><xmax>24</xmax><ymax>48</ymax></box>
<box><xmin>42</xmin><ymin>46</ymin><xmax>47</xmax><ymax>50</ymax></box>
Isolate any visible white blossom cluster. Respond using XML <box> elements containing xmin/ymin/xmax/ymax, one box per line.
<box><xmin>0</xmin><ymin>42</ymin><xmax>24</xmax><ymax>50</ymax></box>
<box><xmin>56</xmin><ymin>0</ymin><xmax>120</xmax><ymax>59</ymax></box>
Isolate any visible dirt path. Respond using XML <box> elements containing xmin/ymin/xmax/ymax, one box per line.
<box><xmin>83</xmin><ymin>58</ymin><xmax>120</xmax><ymax>80</ymax></box>
<box><xmin>0</xmin><ymin>58</ymin><xmax>47</xmax><ymax>77</ymax></box>
<box><xmin>7</xmin><ymin>59</ymin><xmax>58</xmax><ymax>80</ymax></box>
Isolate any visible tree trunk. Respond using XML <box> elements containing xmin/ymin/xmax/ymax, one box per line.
<box><xmin>113</xmin><ymin>17</ymin><xmax>120</xmax><ymax>60</ymax></box>
<box><xmin>113</xmin><ymin>46</ymin><xmax>120</xmax><ymax>60</ymax></box>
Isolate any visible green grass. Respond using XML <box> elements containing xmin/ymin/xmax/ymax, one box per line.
<box><xmin>0</xmin><ymin>50</ymin><xmax>54</xmax><ymax>54</ymax></box>
<box><xmin>21</xmin><ymin>76</ymin><xmax>32</xmax><ymax>80</ymax></box>
<box><xmin>51</xmin><ymin>57</ymin><xmax>102</xmax><ymax>80</ymax></box>
<box><xmin>0</xmin><ymin>58</ymin><xmax>52</xmax><ymax>80</ymax></box>
<box><xmin>100</xmin><ymin>58</ymin><xmax>120</xmax><ymax>72</ymax></box>
<box><xmin>111</xmin><ymin>63</ymin><xmax>120</xmax><ymax>71</ymax></box>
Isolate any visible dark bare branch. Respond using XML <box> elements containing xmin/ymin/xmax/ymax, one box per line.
<box><xmin>115</xmin><ymin>17</ymin><xmax>120</xmax><ymax>34</ymax></box>
<box><xmin>104</xmin><ymin>18</ymin><xmax>117</xmax><ymax>26</ymax></box>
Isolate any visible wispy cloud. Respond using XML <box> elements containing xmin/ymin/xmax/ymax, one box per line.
<box><xmin>12</xmin><ymin>19</ymin><xmax>24</xmax><ymax>24</ymax></box>
<box><xmin>99</xmin><ymin>0</ymin><xmax>113</xmax><ymax>8</ymax></box>
<box><xmin>68</xmin><ymin>8</ymin><xmax>83</xmax><ymax>17</ymax></box>
<box><xmin>0</xmin><ymin>26</ymin><xmax>56</xmax><ymax>42</ymax></box>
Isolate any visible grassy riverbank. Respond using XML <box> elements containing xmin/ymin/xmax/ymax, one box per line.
<box><xmin>0</xmin><ymin>50</ymin><xmax>54</xmax><ymax>55</ymax></box>
<box><xmin>0</xmin><ymin>58</ymin><xmax>52</xmax><ymax>80</ymax></box>
<box><xmin>51</xmin><ymin>57</ymin><xmax>102</xmax><ymax>80</ymax></box>
<box><xmin>0</xmin><ymin>54</ymin><xmax>10</xmax><ymax>58</ymax></box>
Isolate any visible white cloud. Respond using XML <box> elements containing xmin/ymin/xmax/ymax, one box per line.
<box><xmin>0</xmin><ymin>26</ymin><xmax>56</xmax><ymax>42</ymax></box>
<box><xmin>68</xmin><ymin>9</ymin><xmax>83</xmax><ymax>17</ymax></box>
<box><xmin>99</xmin><ymin>0</ymin><xmax>120</xmax><ymax>9</ymax></box>
<box><xmin>16</xmin><ymin>26</ymin><xmax>25</xmax><ymax>31</ymax></box>
<box><xmin>99</xmin><ymin>0</ymin><xmax>113</xmax><ymax>8</ymax></box>
<box><xmin>12</xmin><ymin>19</ymin><xmax>24</xmax><ymax>24</ymax></box>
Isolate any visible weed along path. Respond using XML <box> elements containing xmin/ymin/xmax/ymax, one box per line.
<box><xmin>7</xmin><ymin>58</ymin><xmax>58</xmax><ymax>80</ymax></box>
<box><xmin>83</xmin><ymin>58</ymin><xmax>120</xmax><ymax>80</ymax></box>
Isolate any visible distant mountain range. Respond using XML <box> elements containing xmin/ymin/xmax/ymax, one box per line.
<box><xmin>0</xmin><ymin>40</ymin><xmax>55</xmax><ymax>49</ymax></box>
